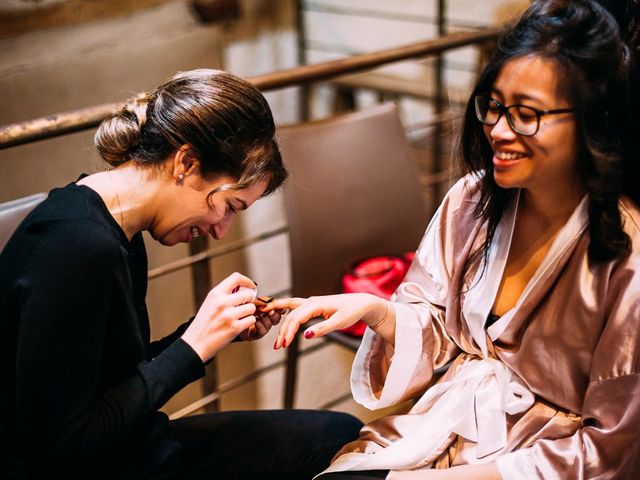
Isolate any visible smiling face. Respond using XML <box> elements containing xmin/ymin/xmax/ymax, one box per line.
<box><xmin>150</xmin><ymin>174</ymin><xmax>268</xmax><ymax>246</ymax></box>
<box><xmin>483</xmin><ymin>55</ymin><xmax>581</xmax><ymax>199</ymax></box>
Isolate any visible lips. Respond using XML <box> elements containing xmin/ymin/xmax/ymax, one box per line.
<box><xmin>493</xmin><ymin>150</ymin><xmax>526</xmax><ymax>169</ymax></box>
<box><xmin>495</xmin><ymin>151</ymin><xmax>525</xmax><ymax>160</ymax></box>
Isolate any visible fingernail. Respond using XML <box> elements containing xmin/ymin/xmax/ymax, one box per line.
<box><xmin>304</xmin><ymin>330</ymin><xmax>315</xmax><ymax>339</ymax></box>
<box><xmin>273</xmin><ymin>340</ymin><xmax>278</xmax><ymax>350</ymax></box>
<box><xmin>282</xmin><ymin>339</ymin><xmax>287</xmax><ymax>348</ymax></box>
<box><xmin>232</xmin><ymin>286</ymin><xmax>239</xmax><ymax>293</ymax></box>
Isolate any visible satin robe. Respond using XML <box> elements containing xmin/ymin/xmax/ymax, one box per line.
<box><xmin>319</xmin><ymin>175</ymin><xmax>640</xmax><ymax>479</ymax></box>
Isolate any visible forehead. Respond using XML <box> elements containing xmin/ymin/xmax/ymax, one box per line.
<box><xmin>219</xmin><ymin>176</ymin><xmax>269</xmax><ymax>202</ymax></box>
<box><xmin>201</xmin><ymin>175</ymin><xmax>269</xmax><ymax>207</ymax></box>
<box><xmin>493</xmin><ymin>55</ymin><xmax>567</xmax><ymax>105</ymax></box>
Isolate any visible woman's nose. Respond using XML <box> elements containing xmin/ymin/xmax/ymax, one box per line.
<box><xmin>490</xmin><ymin>112</ymin><xmax>517</xmax><ymax>143</ymax></box>
<box><xmin>211</xmin><ymin>215</ymin><xmax>233</xmax><ymax>240</ymax></box>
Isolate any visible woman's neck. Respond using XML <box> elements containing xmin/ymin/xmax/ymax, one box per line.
<box><xmin>520</xmin><ymin>181</ymin><xmax>585</xmax><ymax>228</ymax></box>
<box><xmin>78</xmin><ymin>165</ymin><xmax>160</xmax><ymax>241</ymax></box>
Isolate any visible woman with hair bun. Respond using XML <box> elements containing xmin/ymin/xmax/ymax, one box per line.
<box><xmin>265</xmin><ymin>1</ymin><xmax>640</xmax><ymax>478</ymax></box>
<box><xmin>0</xmin><ymin>69</ymin><xmax>362</xmax><ymax>479</ymax></box>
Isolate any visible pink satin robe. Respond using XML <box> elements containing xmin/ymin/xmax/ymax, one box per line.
<box><xmin>320</xmin><ymin>175</ymin><xmax>640</xmax><ymax>479</ymax></box>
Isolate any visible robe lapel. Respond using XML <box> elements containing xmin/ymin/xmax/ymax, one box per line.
<box><xmin>488</xmin><ymin>196</ymin><xmax>589</xmax><ymax>343</ymax></box>
<box><xmin>462</xmin><ymin>192</ymin><xmax>519</xmax><ymax>356</ymax></box>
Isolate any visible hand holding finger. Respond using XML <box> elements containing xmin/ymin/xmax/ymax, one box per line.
<box><xmin>238</xmin><ymin>313</ymin><xmax>273</xmax><ymax>341</ymax></box>
<box><xmin>265</xmin><ymin>309</ymin><xmax>281</xmax><ymax>325</ymax></box>
<box><xmin>182</xmin><ymin>282</ymin><xmax>258</xmax><ymax>361</ymax></box>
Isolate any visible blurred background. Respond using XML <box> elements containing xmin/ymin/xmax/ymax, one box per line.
<box><xmin>0</xmin><ymin>0</ymin><xmax>527</xmax><ymax>423</ymax></box>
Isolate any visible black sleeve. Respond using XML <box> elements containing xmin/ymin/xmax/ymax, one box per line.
<box><xmin>13</xmin><ymin>223</ymin><xmax>204</xmax><ymax>471</ymax></box>
<box><xmin>148</xmin><ymin>318</ymin><xmax>194</xmax><ymax>358</ymax></box>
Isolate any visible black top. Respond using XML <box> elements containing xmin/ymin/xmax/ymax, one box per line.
<box><xmin>487</xmin><ymin>312</ymin><xmax>501</xmax><ymax>328</ymax></box>
<box><xmin>0</xmin><ymin>182</ymin><xmax>204</xmax><ymax>478</ymax></box>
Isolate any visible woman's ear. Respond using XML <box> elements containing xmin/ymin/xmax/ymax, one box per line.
<box><xmin>172</xmin><ymin>144</ymin><xmax>200</xmax><ymax>182</ymax></box>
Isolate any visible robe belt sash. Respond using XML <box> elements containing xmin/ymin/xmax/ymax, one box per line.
<box><xmin>324</xmin><ymin>355</ymin><xmax>535</xmax><ymax>475</ymax></box>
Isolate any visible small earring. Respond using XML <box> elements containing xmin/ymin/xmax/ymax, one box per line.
<box><xmin>177</xmin><ymin>174</ymin><xmax>184</xmax><ymax>181</ymax></box>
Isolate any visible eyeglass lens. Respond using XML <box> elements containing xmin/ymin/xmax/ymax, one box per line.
<box><xmin>475</xmin><ymin>96</ymin><xmax>539</xmax><ymax>136</ymax></box>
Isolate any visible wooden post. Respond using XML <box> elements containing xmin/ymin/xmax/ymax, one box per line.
<box><xmin>432</xmin><ymin>0</ymin><xmax>447</xmax><ymax>214</ymax></box>
<box><xmin>188</xmin><ymin>236</ymin><xmax>220</xmax><ymax>411</ymax></box>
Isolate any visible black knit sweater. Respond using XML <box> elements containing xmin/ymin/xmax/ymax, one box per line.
<box><xmin>0</xmin><ymin>182</ymin><xmax>204</xmax><ymax>478</ymax></box>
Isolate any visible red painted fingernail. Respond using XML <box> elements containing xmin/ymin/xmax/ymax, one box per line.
<box><xmin>282</xmin><ymin>339</ymin><xmax>287</xmax><ymax>348</ymax></box>
<box><xmin>304</xmin><ymin>330</ymin><xmax>315</xmax><ymax>339</ymax></box>
<box><xmin>232</xmin><ymin>286</ymin><xmax>240</xmax><ymax>293</ymax></box>
<box><xmin>273</xmin><ymin>340</ymin><xmax>278</xmax><ymax>349</ymax></box>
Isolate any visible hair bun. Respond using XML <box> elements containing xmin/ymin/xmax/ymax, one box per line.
<box><xmin>94</xmin><ymin>92</ymin><xmax>151</xmax><ymax>167</ymax></box>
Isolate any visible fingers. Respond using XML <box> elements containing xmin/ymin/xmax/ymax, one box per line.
<box><xmin>265</xmin><ymin>309</ymin><xmax>282</xmax><ymax>325</ymax></box>
<box><xmin>237</xmin><ymin>314</ymin><xmax>257</xmax><ymax>337</ymax></box>
<box><xmin>228</xmin><ymin>290</ymin><xmax>259</xmax><ymax>308</ymax></box>
<box><xmin>243</xmin><ymin>310</ymin><xmax>280</xmax><ymax>341</ymax></box>
<box><xmin>260</xmin><ymin>297</ymin><xmax>305</xmax><ymax>313</ymax></box>
<box><xmin>252</xmin><ymin>316</ymin><xmax>270</xmax><ymax>338</ymax></box>
<box><xmin>274</xmin><ymin>299</ymin><xmax>333</xmax><ymax>349</ymax></box>
<box><xmin>272</xmin><ymin>294</ymin><xmax>376</xmax><ymax>349</ymax></box>
<box><xmin>229</xmin><ymin>301</ymin><xmax>257</xmax><ymax>320</ymax></box>
<box><xmin>214</xmin><ymin>272</ymin><xmax>257</xmax><ymax>295</ymax></box>
<box><xmin>298</xmin><ymin>310</ymin><xmax>353</xmax><ymax>339</ymax></box>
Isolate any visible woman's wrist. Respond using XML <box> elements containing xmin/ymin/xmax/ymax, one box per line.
<box><xmin>367</xmin><ymin>300</ymin><xmax>392</xmax><ymax>329</ymax></box>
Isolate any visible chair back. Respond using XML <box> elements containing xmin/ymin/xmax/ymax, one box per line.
<box><xmin>0</xmin><ymin>192</ymin><xmax>47</xmax><ymax>252</ymax></box>
<box><xmin>278</xmin><ymin>103</ymin><xmax>428</xmax><ymax>297</ymax></box>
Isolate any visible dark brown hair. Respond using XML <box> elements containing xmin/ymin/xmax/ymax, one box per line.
<box><xmin>94</xmin><ymin>69</ymin><xmax>287</xmax><ymax>196</ymax></box>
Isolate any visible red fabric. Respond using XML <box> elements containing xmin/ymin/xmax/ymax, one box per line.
<box><xmin>339</xmin><ymin>252</ymin><xmax>414</xmax><ymax>337</ymax></box>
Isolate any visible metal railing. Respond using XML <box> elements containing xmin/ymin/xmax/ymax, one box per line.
<box><xmin>0</xmin><ymin>27</ymin><xmax>501</xmax><ymax>150</ymax></box>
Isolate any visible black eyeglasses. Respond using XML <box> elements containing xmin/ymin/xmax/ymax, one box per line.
<box><xmin>474</xmin><ymin>95</ymin><xmax>574</xmax><ymax>136</ymax></box>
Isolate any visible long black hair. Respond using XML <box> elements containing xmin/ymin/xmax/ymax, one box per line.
<box><xmin>458</xmin><ymin>0</ymin><xmax>640</xmax><ymax>275</ymax></box>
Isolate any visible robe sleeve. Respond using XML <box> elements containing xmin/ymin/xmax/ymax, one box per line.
<box><xmin>350</xmin><ymin>178</ymin><xmax>470</xmax><ymax>410</ymax></box>
<box><xmin>496</xmin><ymin>254</ymin><xmax>640</xmax><ymax>479</ymax></box>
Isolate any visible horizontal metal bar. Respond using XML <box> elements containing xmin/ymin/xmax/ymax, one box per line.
<box><xmin>318</xmin><ymin>391</ymin><xmax>354</xmax><ymax>410</ymax></box>
<box><xmin>249</xmin><ymin>28</ymin><xmax>501</xmax><ymax>91</ymax></box>
<box><xmin>148</xmin><ymin>225</ymin><xmax>288</xmax><ymax>279</ymax></box>
<box><xmin>406</xmin><ymin>111</ymin><xmax>463</xmax><ymax>131</ymax></box>
<box><xmin>421</xmin><ymin>169</ymin><xmax>456</xmax><ymax>188</ymax></box>
<box><xmin>168</xmin><ymin>339</ymin><xmax>329</xmax><ymax>419</ymax></box>
<box><xmin>303</xmin><ymin>1</ymin><xmax>495</xmax><ymax>30</ymax></box>
<box><xmin>0</xmin><ymin>27</ymin><xmax>502</xmax><ymax>149</ymax></box>
<box><xmin>303</xmin><ymin>1</ymin><xmax>442</xmax><ymax>24</ymax></box>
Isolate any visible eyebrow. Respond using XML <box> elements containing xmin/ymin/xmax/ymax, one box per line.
<box><xmin>491</xmin><ymin>87</ymin><xmax>546</xmax><ymax>104</ymax></box>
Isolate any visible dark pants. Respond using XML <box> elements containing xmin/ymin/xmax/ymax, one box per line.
<box><xmin>153</xmin><ymin>409</ymin><xmax>363</xmax><ymax>480</ymax></box>
<box><xmin>318</xmin><ymin>471</ymin><xmax>389</xmax><ymax>479</ymax></box>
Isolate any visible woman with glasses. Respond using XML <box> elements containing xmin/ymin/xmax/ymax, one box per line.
<box><xmin>264</xmin><ymin>1</ymin><xmax>640</xmax><ymax>478</ymax></box>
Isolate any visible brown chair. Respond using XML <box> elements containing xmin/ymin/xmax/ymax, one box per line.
<box><xmin>277</xmin><ymin>103</ymin><xmax>429</xmax><ymax>408</ymax></box>
<box><xmin>0</xmin><ymin>192</ymin><xmax>47</xmax><ymax>252</ymax></box>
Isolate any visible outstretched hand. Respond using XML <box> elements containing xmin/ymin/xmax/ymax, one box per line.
<box><xmin>261</xmin><ymin>293</ymin><xmax>392</xmax><ymax>349</ymax></box>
